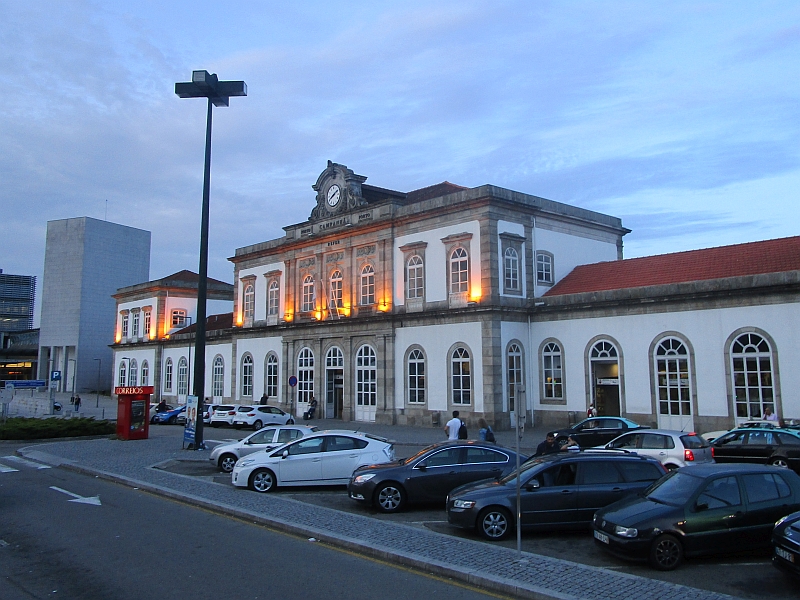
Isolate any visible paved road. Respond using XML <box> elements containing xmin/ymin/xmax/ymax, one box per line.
<box><xmin>0</xmin><ymin>452</ymin><xmax>500</xmax><ymax>600</ymax></box>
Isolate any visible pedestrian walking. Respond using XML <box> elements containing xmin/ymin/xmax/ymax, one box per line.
<box><xmin>74</xmin><ymin>395</ymin><xmax>81</xmax><ymax>412</ymax></box>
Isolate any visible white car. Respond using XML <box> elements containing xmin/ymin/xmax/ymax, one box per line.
<box><xmin>209</xmin><ymin>404</ymin><xmax>242</xmax><ymax>427</ymax></box>
<box><xmin>209</xmin><ymin>425</ymin><xmax>319</xmax><ymax>472</ymax></box>
<box><xmin>604</xmin><ymin>429</ymin><xmax>714</xmax><ymax>469</ymax></box>
<box><xmin>232</xmin><ymin>405</ymin><xmax>295</xmax><ymax>429</ymax></box>
<box><xmin>231</xmin><ymin>430</ymin><xmax>395</xmax><ymax>493</ymax></box>
<box><xmin>203</xmin><ymin>403</ymin><xmax>221</xmax><ymax>425</ymax></box>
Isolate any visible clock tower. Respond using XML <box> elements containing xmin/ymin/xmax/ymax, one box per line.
<box><xmin>310</xmin><ymin>161</ymin><xmax>368</xmax><ymax>221</ymax></box>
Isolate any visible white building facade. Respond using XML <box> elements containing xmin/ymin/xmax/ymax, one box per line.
<box><xmin>111</xmin><ymin>164</ymin><xmax>800</xmax><ymax>434</ymax></box>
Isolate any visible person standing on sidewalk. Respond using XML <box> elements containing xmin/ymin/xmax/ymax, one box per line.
<box><xmin>444</xmin><ymin>411</ymin><xmax>462</xmax><ymax>440</ymax></box>
<box><xmin>74</xmin><ymin>395</ymin><xmax>81</xmax><ymax>413</ymax></box>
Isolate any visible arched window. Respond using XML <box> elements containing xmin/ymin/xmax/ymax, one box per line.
<box><xmin>408</xmin><ymin>348</ymin><xmax>425</xmax><ymax>404</ymax></box>
<box><xmin>591</xmin><ymin>341</ymin><xmax>618</xmax><ymax>358</ymax></box>
<box><xmin>302</xmin><ymin>276</ymin><xmax>315</xmax><ymax>312</ymax></box>
<box><xmin>329</xmin><ymin>270</ymin><xmax>343</xmax><ymax>308</ymax></box>
<box><xmin>730</xmin><ymin>332</ymin><xmax>776</xmax><ymax>419</ymax></box>
<box><xmin>356</xmin><ymin>346</ymin><xmax>377</xmax><ymax>408</ymax></box>
<box><xmin>118</xmin><ymin>361</ymin><xmax>127</xmax><ymax>387</ymax></box>
<box><xmin>407</xmin><ymin>256</ymin><xmax>424</xmax><ymax>299</ymax></box>
<box><xmin>297</xmin><ymin>348</ymin><xmax>314</xmax><ymax>403</ymax></box>
<box><xmin>243</xmin><ymin>284</ymin><xmax>255</xmax><ymax>319</ymax></box>
<box><xmin>164</xmin><ymin>358</ymin><xmax>173</xmax><ymax>392</ymax></box>
<box><xmin>507</xmin><ymin>343</ymin><xmax>523</xmax><ymax>411</ymax></box>
<box><xmin>541</xmin><ymin>342</ymin><xmax>563</xmax><ymax>400</ymax></box>
<box><xmin>212</xmin><ymin>356</ymin><xmax>225</xmax><ymax>398</ymax></box>
<box><xmin>265</xmin><ymin>353</ymin><xmax>278</xmax><ymax>399</ymax></box>
<box><xmin>504</xmin><ymin>248</ymin><xmax>519</xmax><ymax>291</ymax></box>
<box><xmin>268</xmin><ymin>280</ymin><xmax>280</xmax><ymax>316</ymax></box>
<box><xmin>360</xmin><ymin>264</ymin><xmax>375</xmax><ymax>305</ymax></box>
<box><xmin>141</xmin><ymin>360</ymin><xmax>149</xmax><ymax>386</ymax></box>
<box><xmin>177</xmin><ymin>357</ymin><xmax>189</xmax><ymax>395</ymax></box>
<box><xmin>241</xmin><ymin>354</ymin><xmax>253</xmax><ymax>397</ymax></box>
<box><xmin>451</xmin><ymin>347</ymin><xmax>471</xmax><ymax>405</ymax></box>
<box><xmin>128</xmin><ymin>359</ymin><xmax>138</xmax><ymax>387</ymax></box>
<box><xmin>654</xmin><ymin>338</ymin><xmax>691</xmax><ymax>418</ymax></box>
<box><xmin>326</xmin><ymin>347</ymin><xmax>344</xmax><ymax>367</ymax></box>
<box><xmin>450</xmin><ymin>248</ymin><xmax>469</xmax><ymax>293</ymax></box>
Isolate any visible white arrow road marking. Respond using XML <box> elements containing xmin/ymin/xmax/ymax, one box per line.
<box><xmin>49</xmin><ymin>486</ymin><xmax>102</xmax><ymax>506</ymax></box>
<box><xmin>0</xmin><ymin>463</ymin><xmax>19</xmax><ymax>473</ymax></box>
<box><xmin>3</xmin><ymin>456</ymin><xmax>51</xmax><ymax>469</ymax></box>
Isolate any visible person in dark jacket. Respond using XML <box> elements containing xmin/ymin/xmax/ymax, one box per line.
<box><xmin>535</xmin><ymin>432</ymin><xmax>559</xmax><ymax>455</ymax></box>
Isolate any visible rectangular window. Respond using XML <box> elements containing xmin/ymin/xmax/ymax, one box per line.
<box><xmin>131</xmin><ymin>311</ymin><xmax>139</xmax><ymax>338</ymax></box>
<box><xmin>536</xmin><ymin>252</ymin><xmax>553</xmax><ymax>284</ymax></box>
<box><xmin>121</xmin><ymin>313</ymin><xmax>129</xmax><ymax>338</ymax></box>
<box><xmin>171</xmin><ymin>309</ymin><xmax>187</xmax><ymax>327</ymax></box>
<box><xmin>143</xmin><ymin>310</ymin><xmax>151</xmax><ymax>338</ymax></box>
<box><xmin>268</xmin><ymin>282</ymin><xmax>280</xmax><ymax>316</ymax></box>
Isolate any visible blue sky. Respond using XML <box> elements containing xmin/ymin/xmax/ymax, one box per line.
<box><xmin>2</xmin><ymin>1</ymin><xmax>799</xmax><ymax>324</ymax></box>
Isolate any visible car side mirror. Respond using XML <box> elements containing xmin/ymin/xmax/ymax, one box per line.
<box><xmin>525</xmin><ymin>480</ymin><xmax>540</xmax><ymax>491</ymax></box>
<box><xmin>694</xmin><ymin>501</ymin><xmax>709</xmax><ymax>512</ymax></box>
<box><xmin>282</xmin><ymin>450</ymin><xmax>289</xmax><ymax>459</ymax></box>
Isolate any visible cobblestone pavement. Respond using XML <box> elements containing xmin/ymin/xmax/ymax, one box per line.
<box><xmin>18</xmin><ymin>427</ymin><xmax>744</xmax><ymax>600</ymax></box>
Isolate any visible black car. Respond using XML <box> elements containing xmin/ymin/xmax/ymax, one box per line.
<box><xmin>446</xmin><ymin>450</ymin><xmax>666</xmax><ymax>540</ymax></box>
<box><xmin>711</xmin><ymin>427</ymin><xmax>800</xmax><ymax>473</ymax></box>
<box><xmin>549</xmin><ymin>417</ymin><xmax>649</xmax><ymax>450</ymax></box>
<box><xmin>593</xmin><ymin>463</ymin><xmax>800</xmax><ymax>571</ymax></box>
<box><xmin>773</xmin><ymin>509</ymin><xmax>800</xmax><ymax>578</ymax></box>
<box><xmin>348</xmin><ymin>441</ymin><xmax>525</xmax><ymax>513</ymax></box>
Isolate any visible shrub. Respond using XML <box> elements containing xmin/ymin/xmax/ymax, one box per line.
<box><xmin>0</xmin><ymin>417</ymin><xmax>116</xmax><ymax>440</ymax></box>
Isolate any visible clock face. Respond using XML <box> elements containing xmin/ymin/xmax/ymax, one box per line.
<box><xmin>326</xmin><ymin>184</ymin><xmax>341</xmax><ymax>208</ymax></box>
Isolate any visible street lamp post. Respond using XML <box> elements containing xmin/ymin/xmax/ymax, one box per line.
<box><xmin>93</xmin><ymin>358</ymin><xmax>101</xmax><ymax>408</ymax></box>
<box><xmin>175</xmin><ymin>70</ymin><xmax>246</xmax><ymax>450</ymax></box>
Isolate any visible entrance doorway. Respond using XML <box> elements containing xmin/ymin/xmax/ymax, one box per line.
<box><xmin>325</xmin><ymin>347</ymin><xmax>344</xmax><ymax>420</ymax></box>
<box><xmin>589</xmin><ymin>341</ymin><xmax>621</xmax><ymax>417</ymax></box>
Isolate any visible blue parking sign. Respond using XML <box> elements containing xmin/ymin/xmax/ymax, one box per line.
<box><xmin>51</xmin><ymin>371</ymin><xmax>61</xmax><ymax>381</ymax></box>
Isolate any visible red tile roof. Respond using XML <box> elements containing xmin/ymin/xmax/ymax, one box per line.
<box><xmin>174</xmin><ymin>312</ymin><xmax>233</xmax><ymax>334</ymax></box>
<box><xmin>545</xmin><ymin>236</ymin><xmax>800</xmax><ymax>296</ymax></box>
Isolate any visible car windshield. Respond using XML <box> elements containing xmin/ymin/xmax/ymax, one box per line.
<box><xmin>680</xmin><ymin>434</ymin><xmax>710</xmax><ymax>449</ymax></box>
<box><xmin>499</xmin><ymin>457</ymin><xmax>549</xmax><ymax>485</ymax></box>
<box><xmin>644</xmin><ymin>470</ymin><xmax>702</xmax><ymax>506</ymax></box>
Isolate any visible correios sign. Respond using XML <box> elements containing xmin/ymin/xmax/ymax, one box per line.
<box><xmin>114</xmin><ymin>386</ymin><xmax>155</xmax><ymax>396</ymax></box>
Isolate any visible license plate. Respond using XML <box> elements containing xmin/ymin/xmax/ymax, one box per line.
<box><xmin>775</xmin><ymin>546</ymin><xmax>795</xmax><ymax>563</ymax></box>
<box><xmin>594</xmin><ymin>530</ymin><xmax>609</xmax><ymax>544</ymax></box>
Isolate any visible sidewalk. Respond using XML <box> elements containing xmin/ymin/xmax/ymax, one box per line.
<box><xmin>18</xmin><ymin>425</ymin><xmax>742</xmax><ymax>600</ymax></box>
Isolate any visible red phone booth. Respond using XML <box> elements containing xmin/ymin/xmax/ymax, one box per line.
<box><xmin>115</xmin><ymin>386</ymin><xmax>154</xmax><ymax>440</ymax></box>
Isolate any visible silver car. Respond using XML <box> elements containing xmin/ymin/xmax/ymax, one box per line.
<box><xmin>604</xmin><ymin>429</ymin><xmax>714</xmax><ymax>469</ymax></box>
<box><xmin>209</xmin><ymin>425</ymin><xmax>319</xmax><ymax>473</ymax></box>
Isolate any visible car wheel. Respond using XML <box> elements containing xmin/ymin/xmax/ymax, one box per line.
<box><xmin>168</xmin><ymin>416</ymin><xmax>177</xmax><ymax>425</ymax></box>
<box><xmin>477</xmin><ymin>507</ymin><xmax>511</xmax><ymax>541</ymax></box>
<box><xmin>375</xmin><ymin>483</ymin><xmax>406</xmax><ymax>513</ymax></box>
<box><xmin>253</xmin><ymin>420</ymin><xmax>263</xmax><ymax>430</ymax></box>
<box><xmin>219</xmin><ymin>454</ymin><xmax>237</xmax><ymax>473</ymax></box>
<box><xmin>287</xmin><ymin>418</ymin><xmax>294</xmax><ymax>425</ymax></box>
<box><xmin>250</xmin><ymin>468</ymin><xmax>276</xmax><ymax>493</ymax></box>
<box><xmin>649</xmin><ymin>534</ymin><xmax>683</xmax><ymax>571</ymax></box>
<box><xmin>770</xmin><ymin>457</ymin><xmax>789</xmax><ymax>468</ymax></box>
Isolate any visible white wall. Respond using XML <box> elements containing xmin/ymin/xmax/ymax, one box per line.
<box><xmin>533</xmin><ymin>227</ymin><xmax>618</xmax><ymax>296</ymax></box>
<box><xmin>234</xmin><ymin>336</ymin><xmax>284</xmax><ymax>402</ymax></box>
<box><xmin>237</xmin><ymin>261</ymin><xmax>285</xmax><ymax>322</ymax></box>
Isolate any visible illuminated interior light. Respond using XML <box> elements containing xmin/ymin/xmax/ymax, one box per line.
<box><xmin>470</xmin><ymin>288</ymin><xmax>482</xmax><ymax>301</ymax></box>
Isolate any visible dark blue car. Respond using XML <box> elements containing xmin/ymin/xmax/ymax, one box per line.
<box><xmin>153</xmin><ymin>405</ymin><xmax>185</xmax><ymax>425</ymax></box>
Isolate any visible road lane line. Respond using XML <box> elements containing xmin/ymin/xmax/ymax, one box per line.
<box><xmin>49</xmin><ymin>486</ymin><xmax>102</xmax><ymax>505</ymax></box>
<box><xmin>0</xmin><ymin>463</ymin><xmax>19</xmax><ymax>473</ymax></box>
<box><xmin>3</xmin><ymin>455</ymin><xmax>51</xmax><ymax>469</ymax></box>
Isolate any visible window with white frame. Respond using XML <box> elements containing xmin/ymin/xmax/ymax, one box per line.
<box><xmin>407</xmin><ymin>348</ymin><xmax>425</xmax><ymax>404</ymax></box>
<box><xmin>265</xmin><ymin>353</ymin><xmax>278</xmax><ymax>399</ymax></box>
<box><xmin>536</xmin><ymin>251</ymin><xmax>554</xmax><ymax>285</ymax></box>
<box><xmin>131</xmin><ymin>311</ymin><xmax>140</xmax><ymax>338</ymax></box>
<box><xmin>164</xmin><ymin>358</ymin><xmax>173</xmax><ymax>392</ymax></box>
<box><xmin>407</xmin><ymin>256</ymin><xmax>424</xmax><ymax>299</ymax></box>
<box><xmin>171</xmin><ymin>309</ymin><xmax>187</xmax><ymax>327</ymax></box>
<box><xmin>177</xmin><ymin>357</ymin><xmax>189</xmax><ymax>395</ymax></box>
<box><xmin>301</xmin><ymin>276</ymin><xmax>315</xmax><ymax>312</ymax></box>
<box><xmin>330</xmin><ymin>270</ymin><xmax>343</xmax><ymax>308</ymax></box>
<box><xmin>504</xmin><ymin>248</ymin><xmax>519</xmax><ymax>291</ymax></box>
<box><xmin>243</xmin><ymin>284</ymin><xmax>255</xmax><ymax>319</ymax></box>
<box><xmin>212</xmin><ymin>356</ymin><xmax>224</xmax><ymax>398</ymax></box>
<box><xmin>118</xmin><ymin>361</ymin><xmax>127</xmax><ymax>387</ymax></box>
<box><xmin>129</xmin><ymin>359</ymin><xmax>138</xmax><ymax>387</ymax></box>
<box><xmin>121</xmin><ymin>313</ymin><xmax>129</xmax><ymax>338</ymax></box>
<box><xmin>143</xmin><ymin>310</ymin><xmax>151</xmax><ymax>338</ymax></box>
<box><xmin>451</xmin><ymin>347</ymin><xmax>471</xmax><ymax>405</ymax></box>
<box><xmin>141</xmin><ymin>361</ymin><xmax>149</xmax><ymax>386</ymax></box>
<box><xmin>655</xmin><ymin>338</ymin><xmax>691</xmax><ymax>418</ymax></box>
<box><xmin>730</xmin><ymin>332</ymin><xmax>775</xmax><ymax>419</ymax></box>
<box><xmin>268</xmin><ymin>281</ymin><xmax>280</xmax><ymax>316</ymax></box>
<box><xmin>450</xmin><ymin>247</ymin><xmax>469</xmax><ymax>293</ymax></box>
<box><xmin>297</xmin><ymin>348</ymin><xmax>314</xmax><ymax>403</ymax></box>
<box><xmin>356</xmin><ymin>345</ymin><xmax>377</xmax><ymax>408</ymax></box>
<box><xmin>241</xmin><ymin>354</ymin><xmax>253</xmax><ymax>397</ymax></box>
<box><xmin>542</xmin><ymin>342</ymin><xmax>563</xmax><ymax>400</ymax></box>
<box><xmin>507</xmin><ymin>343</ymin><xmax>523</xmax><ymax>412</ymax></box>
<box><xmin>360</xmin><ymin>264</ymin><xmax>375</xmax><ymax>305</ymax></box>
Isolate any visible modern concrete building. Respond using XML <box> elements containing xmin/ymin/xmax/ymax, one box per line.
<box><xmin>39</xmin><ymin>217</ymin><xmax>150</xmax><ymax>393</ymax></box>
